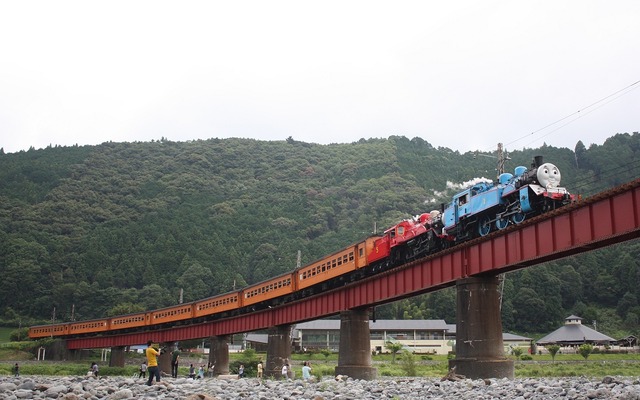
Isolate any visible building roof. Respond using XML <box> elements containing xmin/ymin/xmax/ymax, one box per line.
<box><xmin>294</xmin><ymin>319</ymin><xmax>450</xmax><ymax>331</ymax></box>
<box><xmin>246</xmin><ymin>333</ymin><xmax>268</xmax><ymax>345</ymax></box>
<box><xmin>537</xmin><ymin>315</ymin><xmax>615</xmax><ymax>345</ymax></box>
<box><xmin>503</xmin><ymin>332</ymin><xmax>532</xmax><ymax>341</ymax></box>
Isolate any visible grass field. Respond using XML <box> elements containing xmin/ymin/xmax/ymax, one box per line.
<box><xmin>1</xmin><ymin>341</ymin><xmax>639</xmax><ymax>378</ymax></box>
<box><xmin>0</xmin><ymin>327</ymin><xmax>16</xmax><ymax>343</ymax></box>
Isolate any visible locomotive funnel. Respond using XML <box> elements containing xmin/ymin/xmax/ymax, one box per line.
<box><xmin>533</xmin><ymin>155</ymin><xmax>544</xmax><ymax>168</ymax></box>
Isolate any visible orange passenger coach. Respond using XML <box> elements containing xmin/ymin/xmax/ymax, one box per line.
<box><xmin>149</xmin><ymin>304</ymin><xmax>194</xmax><ymax>325</ymax></box>
<box><xmin>242</xmin><ymin>273</ymin><xmax>294</xmax><ymax>307</ymax></box>
<box><xmin>194</xmin><ymin>292</ymin><xmax>240</xmax><ymax>318</ymax></box>
<box><xmin>110</xmin><ymin>312</ymin><xmax>147</xmax><ymax>331</ymax></box>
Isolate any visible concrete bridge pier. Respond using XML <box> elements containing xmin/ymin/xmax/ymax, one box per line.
<box><xmin>266</xmin><ymin>325</ymin><xmax>292</xmax><ymax>379</ymax></box>
<box><xmin>209</xmin><ymin>335</ymin><xmax>230</xmax><ymax>375</ymax></box>
<box><xmin>449</xmin><ymin>276</ymin><xmax>514</xmax><ymax>379</ymax></box>
<box><xmin>157</xmin><ymin>342</ymin><xmax>173</xmax><ymax>376</ymax></box>
<box><xmin>109</xmin><ymin>346</ymin><xmax>126</xmax><ymax>367</ymax></box>
<box><xmin>335</xmin><ymin>308</ymin><xmax>378</xmax><ymax>380</ymax></box>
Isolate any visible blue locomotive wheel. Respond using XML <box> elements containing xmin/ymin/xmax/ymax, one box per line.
<box><xmin>511</xmin><ymin>212</ymin><xmax>526</xmax><ymax>224</ymax></box>
<box><xmin>478</xmin><ymin>216</ymin><xmax>491</xmax><ymax>236</ymax></box>
<box><xmin>496</xmin><ymin>217</ymin><xmax>509</xmax><ymax>230</ymax></box>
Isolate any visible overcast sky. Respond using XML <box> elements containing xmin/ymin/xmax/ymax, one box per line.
<box><xmin>1</xmin><ymin>1</ymin><xmax>638</xmax><ymax>155</ymax></box>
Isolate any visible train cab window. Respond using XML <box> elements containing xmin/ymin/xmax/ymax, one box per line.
<box><xmin>458</xmin><ymin>194</ymin><xmax>468</xmax><ymax>206</ymax></box>
<box><xmin>397</xmin><ymin>226</ymin><xmax>405</xmax><ymax>236</ymax></box>
<box><xmin>389</xmin><ymin>228</ymin><xmax>396</xmax><ymax>238</ymax></box>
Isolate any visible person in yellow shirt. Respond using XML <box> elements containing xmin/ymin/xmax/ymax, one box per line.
<box><xmin>145</xmin><ymin>340</ymin><xmax>161</xmax><ymax>385</ymax></box>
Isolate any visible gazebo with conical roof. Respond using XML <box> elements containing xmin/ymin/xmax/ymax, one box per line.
<box><xmin>536</xmin><ymin>315</ymin><xmax>614</xmax><ymax>346</ymax></box>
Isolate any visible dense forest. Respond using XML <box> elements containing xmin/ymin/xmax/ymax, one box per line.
<box><xmin>0</xmin><ymin>133</ymin><xmax>639</xmax><ymax>339</ymax></box>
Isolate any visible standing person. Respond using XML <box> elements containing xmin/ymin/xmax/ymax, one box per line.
<box><xmin>139</xmin><ymin>361</ymin><xmax>147</xmax><ymax>379</ymax></box>
<box><xmin>91</xmin><ymin>362</ymin><xmax>99</xmax><ymax>377</ymax></box>
<box><xmin>302</xmin><ymin>361</ymin><xmax>312</xmax><ymax>381</ymax></box>
<box><xmin>145</xmin><ymin>340</ymin><xmax>161</xmax><ymax>386</ymax></box>
<box><xmin>207</xmin><ymin>363</ymin><xmax>214</xmax><ymax>378</ymax></box>
<box><xmin>12</xmin><ymin>363</ymin><xmax>19</xmax><ymax>377</ymax></box>
<box><xmin>238</xmin><ymin>364</ymin><xmax>244</xmax><ymax>378</ymax></box>
<box><xmin>171</xmin><ymin>347</ymin><xmax>181</xmax><ymax>378</ymax></box>
<box><xmin>256</xmin><ymin>361</ymin><xmax>263</xmax><ymax>379</ymax></box>
<box><xmin>281</xmin><ymin>363</ymin><xmax>289</xmax><ymax>380</ymax></box>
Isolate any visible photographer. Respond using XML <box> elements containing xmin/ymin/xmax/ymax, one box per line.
<box><xmin>145</xmin><ymin>340</ymin><xmax>162</xmax><ymax>386</ymax></box>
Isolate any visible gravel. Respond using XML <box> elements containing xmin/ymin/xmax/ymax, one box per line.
<box><xmin>1</xmin><ymin>375</ymin><xmax>640</xmax><ymax>399</ymax></box>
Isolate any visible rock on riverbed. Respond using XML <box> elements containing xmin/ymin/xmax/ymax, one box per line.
<box><xmin>1</xmin><ymin>375</ymin><xmax>640</xmax><ymax>399</ymax></box>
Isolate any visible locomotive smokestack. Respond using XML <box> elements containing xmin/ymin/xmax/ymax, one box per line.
<box><xmin>533</xmin><ymin>156</ymin><xmax>544</xmax><ymax>168</ymax></box>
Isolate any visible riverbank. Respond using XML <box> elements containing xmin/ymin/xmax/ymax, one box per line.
<box><xmin>1</xmin><ymin>374</ymin><xmax>640</xmax><ymax>399</ymax></box>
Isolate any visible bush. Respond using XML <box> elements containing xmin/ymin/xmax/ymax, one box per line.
<box><xmin>510</xmin><ymin>347</ymin><xmax>524</xmax><ymax>357</ymax></box>
<box><xmin>399</xmin><ymin>351</ymin><xmax>417</xmax><ymax>377</ymax></box>
<box><xmin>520</xmin><ymin>355</ymin><xmax>533</xmax><ymax>361</ymax></box>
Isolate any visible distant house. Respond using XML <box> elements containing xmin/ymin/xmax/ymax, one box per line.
<box><xmin>536</xmin><ymin>315</ymin><xmax>615</xmax><ymax>346</ymax></box>
<box><xmin>245</xmin><ymin>333</ymin><xmax>268</xmax><ymax>352</ymax></box>
<box><xmin>293</xmin><ymin>319</ymin><xmax>530</xmax><ymax>355</ymax></box>
<box><xmin>614</xmin><ymin>335</ymin><xmax>638</xmax><ymax>347</ymax></box>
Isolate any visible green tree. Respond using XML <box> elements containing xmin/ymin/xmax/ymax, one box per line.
<box><xmin>385</xmin><ymin>341</ymin><xmax>405</xmax><ymax>364</ymax></box>
<box><xmin>176</xmin><ymin>261</ymin><xmax>214</xmax><ymax>302</ymax></box>
<box><xmin>579</xmin><ymin>344</ymin><xmax>593</xmax><ymax>360</ymax></box>
<box><xmin>547</xmin><ymin>345</ymin><xmax>560</xmax><ymax>362</ymax></box>
<box><xmin>106</xmin><ymin>302</ymin><xmax>145</xmax><ymax>317</ymax></box>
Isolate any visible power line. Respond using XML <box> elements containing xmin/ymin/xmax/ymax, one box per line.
<box><xmin>503</xmin><ymin>80</ymin><xmax>640</xmax><ymax>150</ymax></box>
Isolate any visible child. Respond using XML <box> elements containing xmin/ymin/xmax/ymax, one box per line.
<box><xmin>91</xmin><ymin>362</ymin><xmax>99</xmax><ymax>377</ymax></box>
<box><xmin>12</xmin><ymin>363</ymin><xmax>19</xmax><ymax>377</ymax></box>
<box><xmin>197</xmin><ymin>365</ymin><xmax>205</xmax><ymax>379</ymax></box>
<box><xmin>139</xmin><ymin>361</ymin><xmax>147</xmax><ymax>378</ymax></box>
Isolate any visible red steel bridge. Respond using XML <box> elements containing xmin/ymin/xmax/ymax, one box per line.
<box><xmin>69</xmin><ymin>178</ymin><xmax>640</xmax><ymax>350</ymax></box>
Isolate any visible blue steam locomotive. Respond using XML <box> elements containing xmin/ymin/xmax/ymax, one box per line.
<box><xmin>440</xmin><ymin>156</ymin><xmax>574</xmax><ymax>241</ymax></box>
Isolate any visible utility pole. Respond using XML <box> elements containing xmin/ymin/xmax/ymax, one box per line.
<box><xmin>51</xmin><ymin>307</ymin><xmax>56</xmax><ymax>338</ymax></box>
<box><xmin>474</xmin><ymin>143</ymin><xmax>510</xmax><ymax>179</ymax></box>
<box><xmin>496</xmin><ymin>143</ymin><xmax>507</xmax><ymax>176</ymax></box>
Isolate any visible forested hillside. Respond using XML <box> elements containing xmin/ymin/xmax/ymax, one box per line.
<box><xmin>1</xmin><ymin>133</ymin><xmax>639</xmax><ymax>338</ymax></box>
